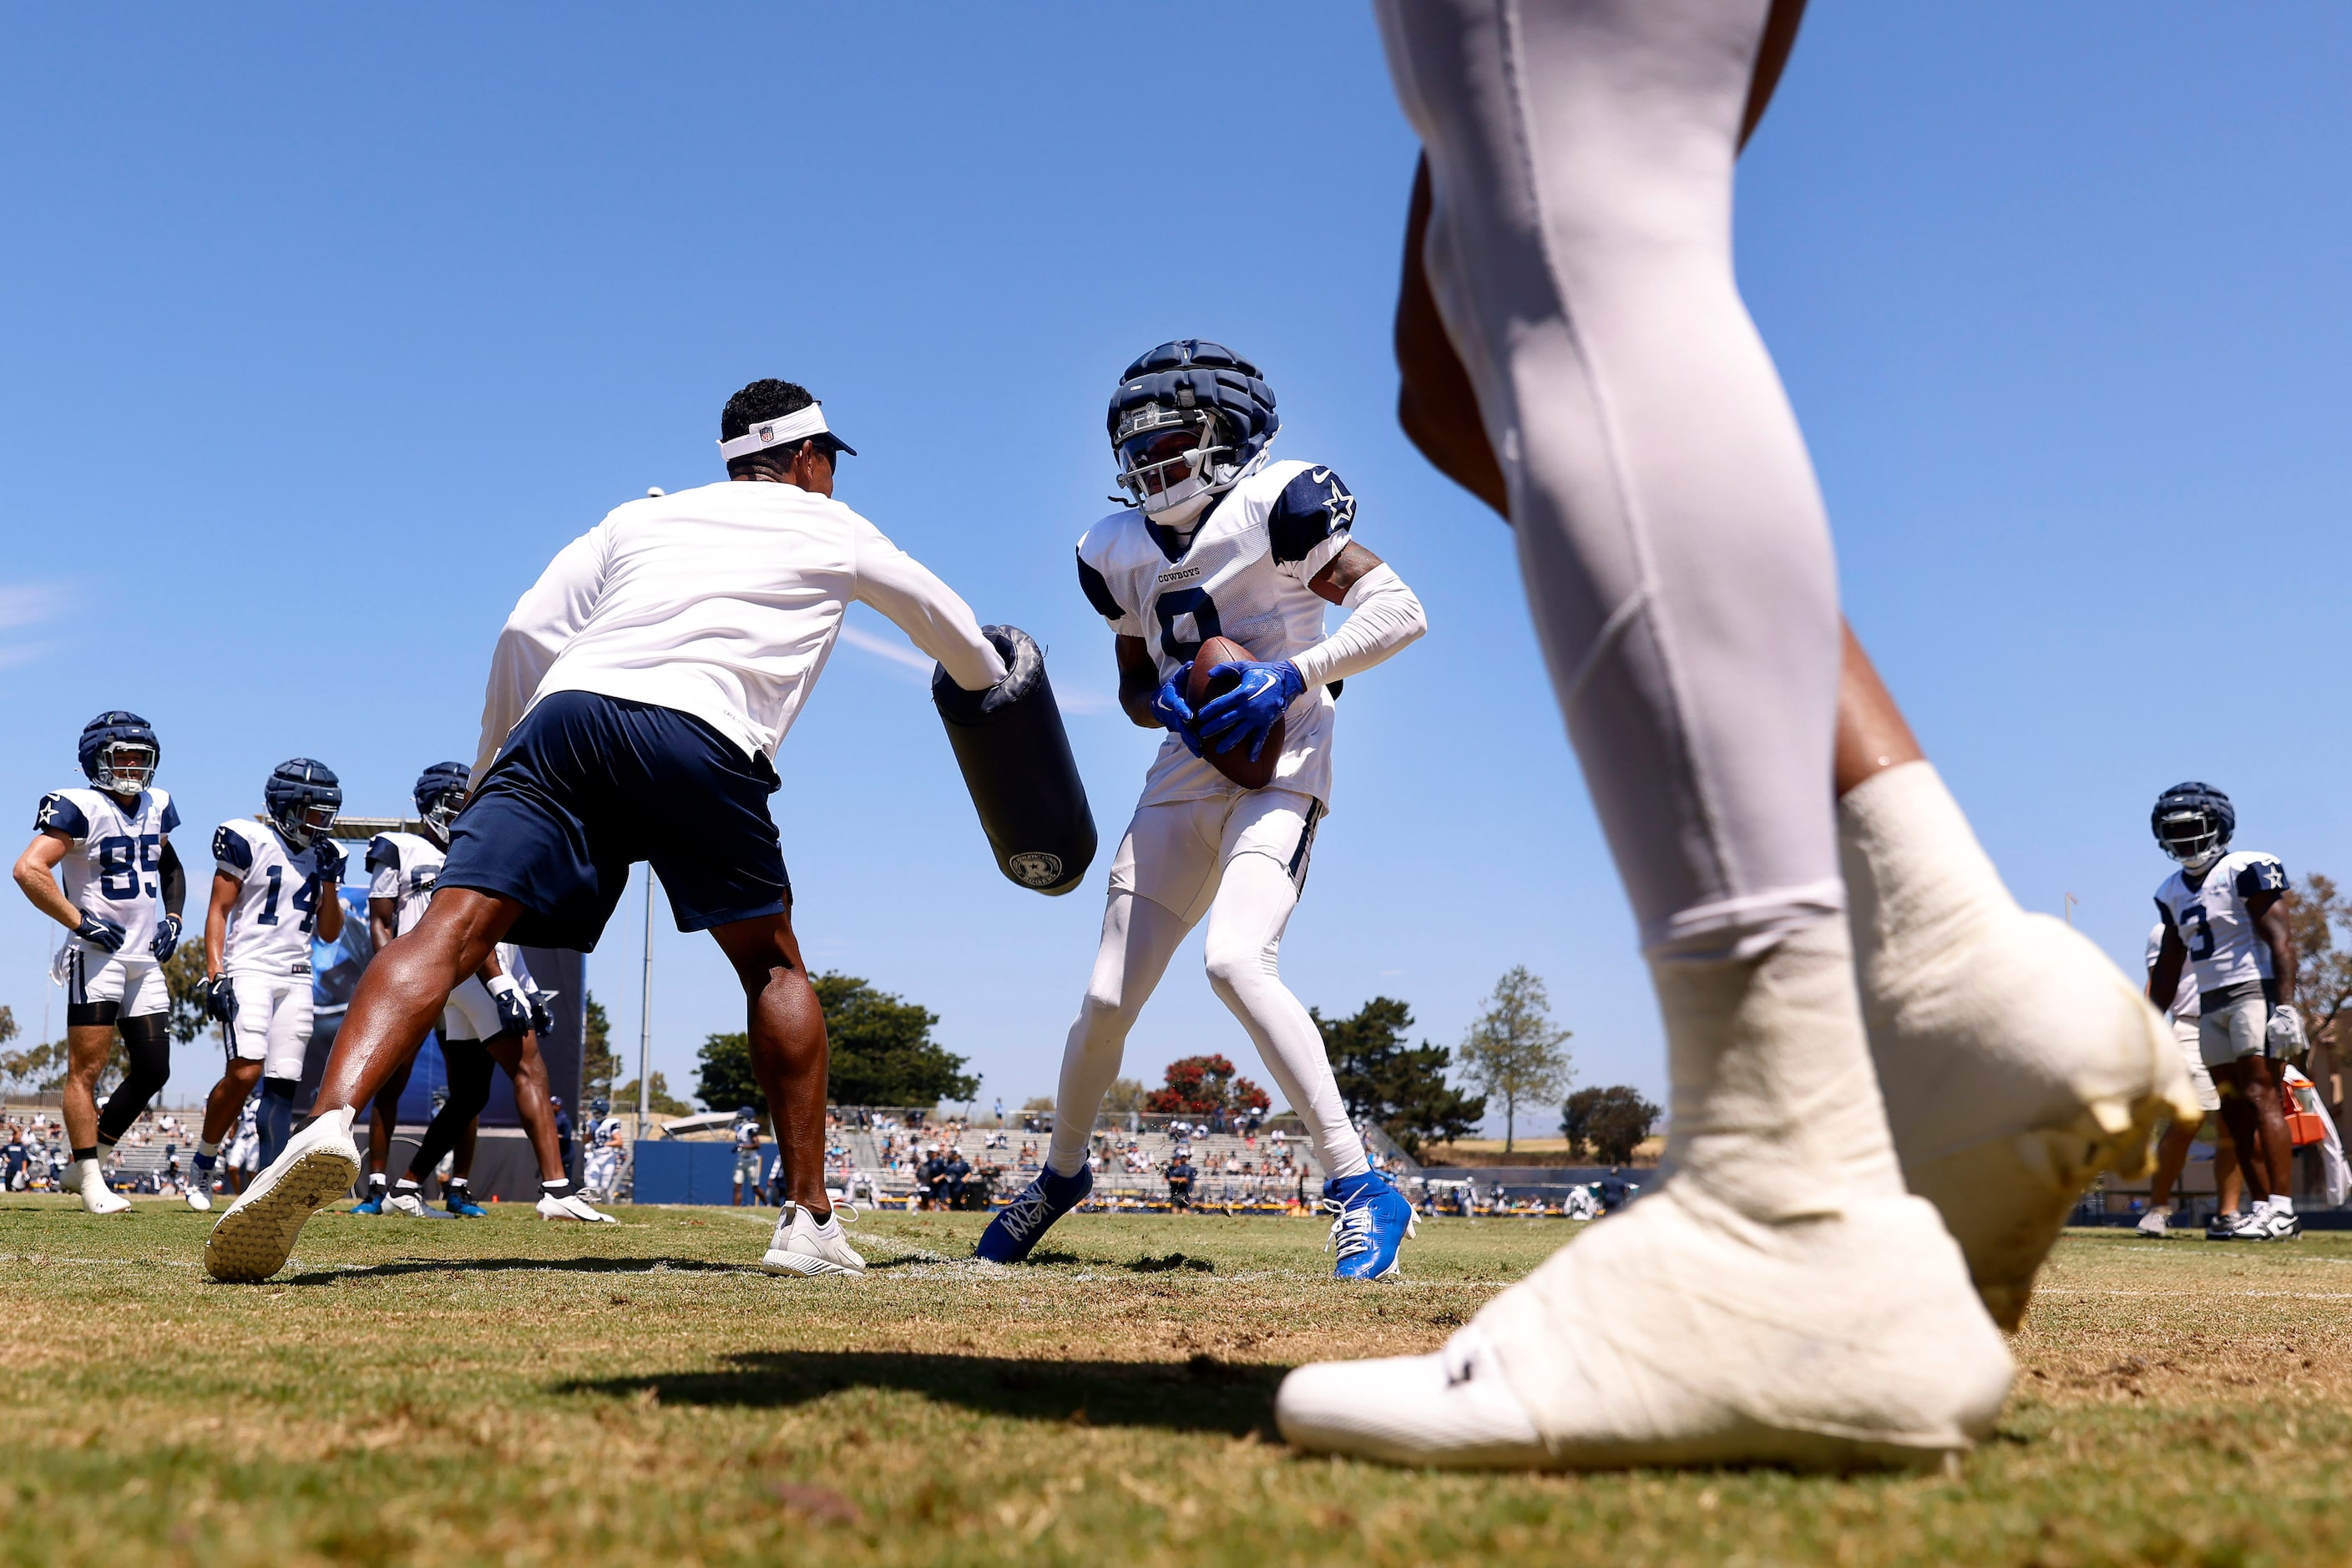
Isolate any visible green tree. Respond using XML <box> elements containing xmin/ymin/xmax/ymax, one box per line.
<box><xmin>0</xmin><ymin>1041</ymin><xmax>64</xmax><ymax>1096</ymax></box>
<box><xmin>1143</xmin><ymin>1054</ymin><xmax>1270</xmax><ymax>1116</ymax></box>
<box><xmin>1459</xmin><ymin>966</ymin><xmax>1572</xmax><ymax>1153</ymax></box>
<box><xmin>696</xmin><ymin>972</ymin><xmax>978</xmax><ymax>1112</ymax></box>
<box><xmin>0</xmin><ymin>1005</ymin><xmax>14</xmax><ymax>1047</ymax></box>
<box><xmin>1314</xmin><ymin>996</ymin><xmax>1487</xmax><ymax>1157</ymax></box>
<box><xmin>1101</xmin><ymin>1076</ymin><xmax>1147</xmax><ymax>1115</ymax></box>
<box><xmin>162</xmin><ymin>943</ymin><xmax>214</xmax><ymax>1047</ymax></box>
<box><xmin>582</xmin><ymin>994</ymin><xmax>621</xmax><ymax>1104</ymax></box>
<box><xmin>1563</xmin><ymin>1085</ymin><xmax>1661</xmax><ymax>1165</ymax></box>
<box><xmin>615</xmin><ymin>1072</ymin><xmax>691</xmax><ymax>1117</ymax></box>
<box><xmin>2288</xmin><ymin>876</ymin><xmax>2352</xmax><ymax>1045</ymax></box>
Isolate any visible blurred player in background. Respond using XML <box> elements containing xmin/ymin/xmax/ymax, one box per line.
<box><xmin>185</xmin><ymin>760</ymin><xmax>345</xmax><ymax>1211</ymax></box>
<box><xmin>1277</xmin><ymin>0</ymin><xmax>2195</xmax><ymax>1469</ymax></box>
<box><xmin>11</xmin><ymin>712</ymin><xmax>187</xmax><ymax>1216</ymax></box>
<box><xmin>978</xmin><ymin>341</ymin><xmax>1428</xmax><ymax>1279</ymax></box>
<box><xmin>209</xmin><ymin>377</ymin><xmax>1008</xmax><ymax>1282</ymax></box>
<box><xmin>582</xmin><ymin>1100</ymin><xmax>624</xmax><ymax>1201</ymax></box>
<box><xmin>732</xmin><ymin>1106</ymin><xmax>763</xmax><ymax>1206</ymax></box>
<box><xmin>2145</xmin><ymin>784</ymin><xmax>2301</xmax><ymax>1241</ymax></box>
<box><xmin>2137</xmin><ymin>919</ymin><xmax>2239</xmax><ymax>1239</ymax></box>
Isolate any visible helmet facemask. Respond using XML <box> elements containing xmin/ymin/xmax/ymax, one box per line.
<box><xmin>92</xmin><ymin>741</ymin><xmax>156</xmax><ymax>795</ymax></box>
<box><xmin>419</xmin><ymin>787</ymin><xmax>467</xmax><ymax>843</ymax></box>
<box><xmin>2155</xmin><ymin>809</ymin><xmax>2228</xmax><ymax>873</ymax></box>
<box><xmin>274</xmin><ymin>798</ymin><xmax>340</xmax><ymax>851</ymax></box>
<box><xmin>1114</xmin><ymin>404</ymin><xmax>1237</xmax><ymax>527</ymax></box>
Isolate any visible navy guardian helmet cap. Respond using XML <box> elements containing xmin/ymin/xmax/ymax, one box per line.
<box><xmin>78</xmin><ymin>711</ymin><xmax>160</xmax><ymax>793</ymax></box>
<box><xmin>1107</xmin><ymin>340</ymin><xmax>1277</xmax><ymax>520</ymax></box>
<box><xmin>2152</xmin><ymin>781</ymin><xmax>2234</xmax><ymax>869</ymax></box>
<box><xmin>265</xmin><ymin>758</ymin><xmax>343</xmax><ymax>850</ymax></box>
<box><xmin>413</xmin><ymin>761</ymin><xmax>471</xmax><ymax>837</ymax></box>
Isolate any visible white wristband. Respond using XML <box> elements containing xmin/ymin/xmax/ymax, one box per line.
<box><xmin>485</xmin><ymin>974</ymin><xmax>521</xmax><ymax>999</ymax></box>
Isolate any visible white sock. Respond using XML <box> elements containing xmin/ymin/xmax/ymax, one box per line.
<box><xmin>73</xmin><ymin>1156</ymin><xmax>105</xmax><ymax>1193</ymax></box>
<box><xmin>197</xmin><ymin>1139</ymin><xmax>220</xmax><ymax>1159</ymax></box>
<box><xmin>2270</xmin><ymin>1194</ymin><xmax>2293</xmax><ymax>1216</ymax></box>
<box><xmin>1202</xmin><ymin>853</ymin><xmax>1370</xmax><ymax>1182</ymax></box>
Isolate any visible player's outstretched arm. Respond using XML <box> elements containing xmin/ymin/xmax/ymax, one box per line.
<box><xmin>473</xmin><ymin>529</ymin><xmax>611</xmax><ymax>784</ymax></box>
<box><xmin>1115</xmin><ymin>635</ymin><xmax>1169</xmax><ymax>731</ymax></box>
<box><xmin>11</xmin><ymin>832</ymin><xmax>78</xmax><ymax>931</ymax></box>
<box><xmin>1291</xmin><ymin>543</ymin><xmax>1427</xmax><ymax>688</ymax></box>
<box><xmin>850</xmin><ymin>525</ymin><xmax>1008</xmax><ymax>693</ymax></box>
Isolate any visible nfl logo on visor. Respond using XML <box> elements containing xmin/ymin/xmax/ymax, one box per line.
<box><xmin>758</xmin><ymin>423</ymin><xmax>779</xmax><ymax>443</ymax></box>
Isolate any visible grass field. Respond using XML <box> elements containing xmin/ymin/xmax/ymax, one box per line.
<box><xmin>3</xmin><ymin>1198</ymin><xmax>2347</xmax><ymax>1567</ymax></box>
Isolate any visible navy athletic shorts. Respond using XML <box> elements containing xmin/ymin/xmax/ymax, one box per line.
<box><xmin>440</xmin><ymin>690</ymin><xmax>790</xmax><ymax>951</ymax></box>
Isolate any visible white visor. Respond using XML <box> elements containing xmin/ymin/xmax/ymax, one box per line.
<box><xmin>717</xmin><ymin>403</ymin><xmax>855</xmax><ymax>461</ymax></box>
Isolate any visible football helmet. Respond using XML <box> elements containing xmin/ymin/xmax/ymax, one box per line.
<box><xmin>264</xmin><ymin>758</ymin><xmax>343</xmax><ymax>850</ymax></box>
<box><xmin>1108</xmin><ymin>340</ymin><xmax>1278</xmax><ymax>527</ymax></box>
<box><xmin>78</xmin><ymin>711</ymin><xmax>159</xmax><ymax>795</ymax></box>
<box><xmin>413</xmin><ymin>761</ymin><xmax>470</xmax><ymax>840</ymax></box>
<box><xmin>2152</xmin><ymin>781</ymin><xmax>2233</xmax><ymax>872</ymax></box>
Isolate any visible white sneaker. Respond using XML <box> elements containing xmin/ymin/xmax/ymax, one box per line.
<box><xmin>1844</xmin><ymin>763</ymin><xmax>2202</xmax><ymax>1328</ymax></box>
<box><xmin>203</xmin><ymin>1111</ymin><xmax>361</xmax><ymax>1282</ymax></box>
<box><xmin>761</xmin><ymin>1201</ymin><xmax>866</xmax><ymax>1277</ymax></box>
<box><xmin>386</xmin><ymin>1191</ymin><xmax>428</xmax><ymax>1218</ymax></box>
<box><xmin>2134</xmin><ymin>1207</ymin><xmax>2169</xmax><ymax>1238</ymax></box>
<box><xmin>1279</xmin><ymin>1181</ymin><xmax>2011</xmax><ymax>1470</ymax></box>
<box><xmin>2233</xmin><ymin>1203</ymin><xmax>2299</xmax><ymax>1242</ymax></box>
<box><xmin>185</xmin><ymin>1184</ymin><xmax>214</xmax><ymax>1214</ymax></box>
<box><xmin>537</xmin><ymin>1191</ymin><xmax>620</xmax><ymax>1223</ymax></box>
<box><xmin>1277</xmin><ymin>923</ymin><xmax>2013</xmax><ymax>1472</ymax></box>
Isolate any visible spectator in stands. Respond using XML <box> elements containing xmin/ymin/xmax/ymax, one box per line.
<box><xmin>943</xmin><ymin>1147</ymin><xmax>971</xmax><ymax>1210</ymax></box>
<box><xmin>1166</xmin><ymin>1151</ymin><xmax>1196</xmax><ymax>1211</ymax></box>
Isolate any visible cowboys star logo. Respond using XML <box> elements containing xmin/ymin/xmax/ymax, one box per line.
<box><xmin>1308</xmin><ymin>468</ymin><xmax>1357</xmax><ymax>530</ymax></box>
<box><xmin>35</xmin><ymin>797</ymin><xmax>62</xmax><ymax>832</ymax></box>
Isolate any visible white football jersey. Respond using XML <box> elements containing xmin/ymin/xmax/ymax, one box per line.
<box><xmin>34</xmin><ymin>787</ymin><xmax>180</xmax><ymax>956</ymax></box>
<box><xmin>593</xmin><ymin>1115</ymin><xmax>624</xmax><ymax>1147</ymax></box>
<box><xmin>212</xmin><ymin>818</ymin><xmax>340</xmax><ymax>978</ymax></box>
<box><xmin>1075</xmin><ymin>458</ymin><xmax>1357</xmax><ymax>808</ymax></box>
<box><xmin>2153</xmin><ymin>850</ymin><xmax>2288</xmax><ymax>995</ymax></box>
<box><xmin>366</xmin><ymin>831</ymin><xmax>447</xmax><ymax>939</ymax></box>
<box><xmin>2143</xmin><ymin>923</ymin><xmax>2199</xmax><ymax>1020</ymax></box>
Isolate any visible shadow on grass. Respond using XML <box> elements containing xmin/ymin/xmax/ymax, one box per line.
<box><xmin>275</xmin><ymin>1256</ymin><xmax>752</xmax><ymax>1285</ymax></box>
<box><xmin>557</xmin><ymin>1349</ymin><xmax>1283</xmax><ymax>1434</ymax></box>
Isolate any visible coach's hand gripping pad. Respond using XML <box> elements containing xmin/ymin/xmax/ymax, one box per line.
<box><xmin>932</xmin><ymin>625</ymin><xmax>1097</xmax><ymax>895</ymax></box>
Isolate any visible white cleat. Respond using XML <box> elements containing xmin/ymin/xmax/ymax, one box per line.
<box><xmin>79</xmin><ymin>1182</ymin><xmax>132</xmax><ymax>1216</ymax></box>
<box><xmin>760</xmin><ymin>1201</ymin><xmax>866</xmax><ymax>1277</ymax></box>
<box><xmin>185</xmin><ymin>1185</ymin><xmax>214</xmax><ymax>1214</ymax></box>
<box><xmin>1844</xmin><ymin>763</ymin><xmax>2203</xmax><ymax>1329</ymax></box>
<box><xmin>203</xmin><ymin>1112</ymin><xmax>361</xmax><ymax>1282</ymax></box>
<box><xmin>2134</xmin><ymin>1207</ymin><xmax>2169</xmax><ymax>1239</ymax></box>
<box><xmin>1277</xmin><ymin>1181</ymin><xmax>2011</xmax><ymax>1471</ymax></box>
<box><xmin>537</xmin><ymin>1192</ymin><xmax>620</xmax><ymax>1223</ymax></box>
<box><xmin>385</xmin><ymin>1191</ymin><xmax>428</xmax><ymax>1218</ymax></box>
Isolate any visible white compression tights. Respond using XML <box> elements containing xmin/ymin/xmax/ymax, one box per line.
<box><xmin>1378</xmin><ymin>0</ymin><xmax>1842</xmax><ymax>961</ymax></box>
<box><xmin>1047</xmin><ymin>859</ymin><xmax>1370</xmax><ymax>1183</ymax></box>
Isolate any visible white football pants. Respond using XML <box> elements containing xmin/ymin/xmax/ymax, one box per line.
<box><xmin>1047</xmin><ymin>800</ymin><xmax>1370</xmax><ymax>1185</ymax></box>
<box><xmin>1376</xmin><ymin>0</ymin><xmax>1843</xmax><ymax>960</ymax></box>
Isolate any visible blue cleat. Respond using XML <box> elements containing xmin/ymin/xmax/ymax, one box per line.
<box><xmin>351</xmin><ymin>1193</ymin><xmax>385</xmax><ymax>1216</ymax></box>
<box><xmin>1324</xmin><ymin>1171</ymin><xmax>1417</xmax><ymax>1281</ymax></box>
<box><xmin>447</xmin><ymin>1192</ymin><xmax>488</xmax><ymax>1218</ymax></box>
<box><xmin>974</xmin><ymin>1165</ymin><xmax>1091</xmax><ymax>1263</ymax></box>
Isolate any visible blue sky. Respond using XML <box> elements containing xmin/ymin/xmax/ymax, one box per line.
<box><xmin>4</xmin><ymin>6</ymin><xmax>2349</xmax><ymax>1130</ymax></box>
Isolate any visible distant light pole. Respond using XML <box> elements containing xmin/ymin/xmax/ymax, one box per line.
<box><xmin>2065</xmin><ymin>892</ymin><xmax>2078</xmax><ymax>928</ymax></box>
<box><xmin>637</xmin><ymin>868</ymin><xmax>656</xmax><ymax>1132</ymax></box>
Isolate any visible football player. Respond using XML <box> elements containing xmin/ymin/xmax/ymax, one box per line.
<box><xmin>207</xmin><ymin>378</ymin><xmax>1005</xmax><ymax>1282</ymax></box>
<box><xmin>10</xmin><ymin>712</ymin><xmax>187</xmax><ymax>1215</ymax></box>
<box><xmin>975</xmin><ymin>341</ymin><xmax>1428</xmax><ymax>1278</ymax></box>
<box><xmin>2144</xmin><ymin>784</ymin><xmax>2302</xmax><ymax>1241</ymax></box>
<box><xmin>1277</xmin><ymin>0</ymin><xmax>2193</xmax><ymax>1470</ymax></box>
<box><xmin>361</xmin><ymin>762</ymin><xmax>609</xmax><ymax>1222</ymax></box>
<box><xmin>2137</xmin><ymin>919</ymin><xmax>2240</xmax><ymax>1239</ymax></box>
<box><xmin>185</xmin><ymin>760</ymin><xmax>346</xmax><ymax>1211</ymax></box>
<box><xmin>582</xmin><ymin>1099</ymin><xmax>624</xmax><ymax>1201</ymax></box>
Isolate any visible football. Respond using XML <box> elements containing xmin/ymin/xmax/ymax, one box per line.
<box><xmin>1185</xmin><ymin>634</ymin><xmax>1282</xmax><ymax>790</ymax></box>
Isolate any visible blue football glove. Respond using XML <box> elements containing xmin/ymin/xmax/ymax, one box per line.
<box><xmin>1151</xmin><ymin>669</ymin><xmax>1205</xmax><ymax>758</ymax></box>
<box><xmin>1194</xmin><ymin>658</ymin><xmax>1307</xmax><ymax>761</ymax></box>
<box><xmin>150</xmin><ymin>913</ymin><xmax>182</xmax><ymax>964</ymax></box>
<box><xmin>524</xmin><ymin>984</ymin><xmax>554</xmax><ymax>1036</ymax></box>
<box><xmin>488</xmin><ymin>977</ymin><xmax>534</xmax><ymax>1038</ymax></box>
<box><xmin>205</xmin><ymin>975</ymin><xmax>239</xmax><ymax>1024</ymax></box>
<box><xmin>74</xmin><ymin>913</ymin><xmax>127</xmax><ymax>953</ymax></box>
<box><xmin>313</xmin><ymin>842</ymin><xmax>345</xmax><ymax>885</ymax></box>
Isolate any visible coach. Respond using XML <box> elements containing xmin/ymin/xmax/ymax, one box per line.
<box><xmin>207</xmin><ymin>378</ymin><xmax>1009</xmax><ymax>1282</ymax></box>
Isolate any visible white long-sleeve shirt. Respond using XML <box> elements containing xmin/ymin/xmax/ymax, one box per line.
<box><xmin>473</xmin><ymin>479</ymin><xmax>1006</xmax><ymax>781</ymax></box>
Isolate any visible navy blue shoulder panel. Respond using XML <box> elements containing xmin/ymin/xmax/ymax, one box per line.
<box><xmin>212</xmin><ymin>823</ymin><xmax>254</xmax><ymax>873</ymax></box>
<box><xmin>34</xmin><ymin>792</ymin><xmax>89</xmax><ymax>839</ymax></box>
<box><xmin>365</xmin><ymin>833</ymin><xmax>401</xmax><ymax>875</ymax></box>
<box><xmin>1268</xmin><ymin>466</ymin><xmax>1357</xmax><ymax>565</ymax></box>
<box><xmin>1075</xmin><ymin>549</ymin><xmax>1126</xmax><ymax>622</ymax></box>
<box><xmin>159</xmin><ymin>797</ymin><xmax>181</xmax><ymax>834</ymax></box>
<box><xmin>2236</xmin><ymin>857</ymin><xmax>2288</xmax><ymax>898</ymax></box>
